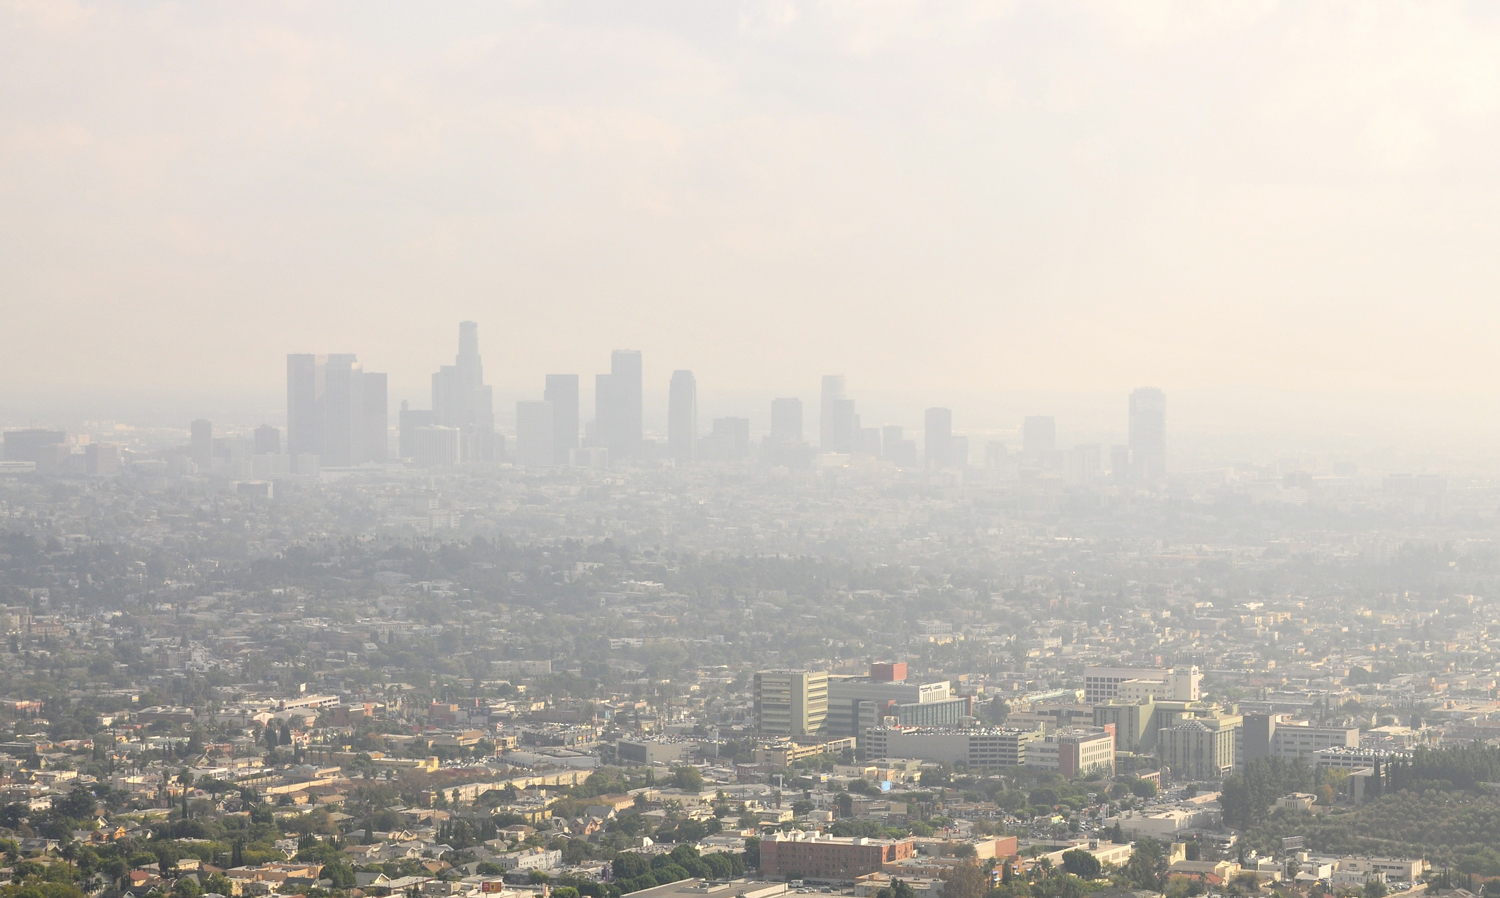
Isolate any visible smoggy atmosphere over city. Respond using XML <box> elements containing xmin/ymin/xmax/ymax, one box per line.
<box><xmin>6</xmin><ymin>8</ymin><xmax>1500</xmax><ymax>898</ymax></box>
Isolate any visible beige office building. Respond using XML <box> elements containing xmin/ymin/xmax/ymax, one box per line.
<box><xmin>755</xmin><ymin>670</ymin><xmax>829</xmax><ymax>736</ymax></box>
<box><xmin>1159</xmin><ymin>711</ymin><xmax>1242</xmax><ymax>781</ymax></box>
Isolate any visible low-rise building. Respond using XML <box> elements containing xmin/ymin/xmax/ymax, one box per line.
<box><xmin>760</xmin><ymin>831</ymin><xmax>916</xmax><ymax>881</ymax></box>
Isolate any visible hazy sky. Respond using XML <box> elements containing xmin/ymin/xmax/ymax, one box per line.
<box><xmin>6</xmin><ymin>1</ymin><xmax>1500</xmax><ymax>427</ymax></box>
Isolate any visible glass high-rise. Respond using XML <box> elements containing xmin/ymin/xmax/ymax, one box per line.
<box><xmin>286</xmin><ymin>352</ymin><xmax>388</xmax><ymax>468</ymax></box>
<box><xmin>819</xmin><ymin>375</ymin><xmax>854</xmax><ymax>452</ymax></box>
<box><xmin>431</xmin><ymin>321</ymin><xmax>496</xmax><ymax>462</ymax></box>
<box><xmin>1129</xmin><ymin>387</ymin><xmax>1167</xmax><ymax>482</ymax></box>
<box><xmin>596</xmin><ymin>350</ymin><xmax>643</xmax><ymax>459</ymax></box>
<box><xmin>544</xmin><ymin>374</ymin><xmax>580</xmax><ymax>464</ymax></box>
<box><xmin>667</xmin><ymin>370</ymin><xmax>697</xmax><ymax>464</ymax></box>
<box><xmin>924</xmin><ymin>407</ymin><xmax>953</xmax><ymax>470</ymax></box>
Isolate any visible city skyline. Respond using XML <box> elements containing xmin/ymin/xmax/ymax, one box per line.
<box><xmin>4</xmin><ymin>5</ymin><xmax>1499</xmax><ymax>887</ymax></box>
<box><xmin>8</xmin><ymin>4</ymin><xmax>1500</xmax><ymax>429</ymax></box>
<box><xmin>277</xmin><ymin>321</ymin><xmax>1171</xmax><ymax>474</ymax></box>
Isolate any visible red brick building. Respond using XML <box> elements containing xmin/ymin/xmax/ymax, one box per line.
<box><xmin>761</xmin><ymin>833</ymin><xmax>916</xmax><ymax>881</ymax></box>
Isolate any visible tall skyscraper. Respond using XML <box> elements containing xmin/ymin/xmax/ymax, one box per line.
<box><xmin>924</xmin><ymin>407</ymin><xmax>953</xmax><ymax>470</ymax></box>
<box><xmin>286</xmin><ymin>352</ymin><xmax>388</xmax><ymax>468</ymax></box>
<box><xmin>286</xmin><ymin>354</ymin><xmax>321</xmax><ymax>458</ymax></box>
<box><xmin>770</xmin><ymin>398</ymin><xmax>803</xmax><ymax>443</ymax></box>
<box><xmin>1023</xmin><ymin>416</ymin><xmax>1056</xmax><ymax>457</ymax></box>
<box><xmin>362</xmin><ymin>372</ymin><xmax>388</xmax><ymax>463</ymax></box>
<box><xmin>190</xmin><ymin>419</ymin><xmax>213</xmax><ymax>470</ymax></box>
<box><xmin>819</xmin><ymin>375</ymin><xmax>855</xmax><ymax>452</ymax></box>
<box><xmin>322</xmin><ymin>354</ymin><xmax>363</xmax><ymax>467</ymax></box>
<box><xmin>1129</xmin><ymin>387</ymin><xmax>1167</xmax><ymax>482</ymax></box>
<box><xmin>432</xmin><ymin>321</ymin><xmax>496</xmax><ymax>462</ymax></box>
<box><xmin>515</xmin><ymin>401</ymin><xmax>555</xmax><ymax>466</ymax></box>
<box><xmin>667</xmin><ymin>370</ymin><xmax>697</xmax><ymax>464</ymax></box>
<box><xmin>544</xmin><ymin>374</ymin><xmax>580</xmax><ymax>464</ymax></box>
<box><xmin>596</xmin><ymin>350</ymin><xmax>643</xmax><ymax>459</ymax></box>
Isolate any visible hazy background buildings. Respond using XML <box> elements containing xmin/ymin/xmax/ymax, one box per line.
<box><xmin>6</xmin><ymin>3</ymin><xmax>1500</xmax><ymax>453</ymax></box>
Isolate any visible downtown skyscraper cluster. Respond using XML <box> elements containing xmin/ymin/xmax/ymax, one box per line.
<box><xmin>286</xmin><ymin>354</ymin><xmax>387</xmax><ymax>468</ymax></box>
<box><xmin>283</xmin><ymin>321</ymin><xmax>1167</xmax><ymax>484</ymax></box>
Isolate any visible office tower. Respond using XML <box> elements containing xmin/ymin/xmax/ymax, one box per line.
<box><xmin>819</xmin><ymin>375</ymin><xmax>856</xmax><ymax>452</ymax></box>
<box><xmin>515</xmin><ymin>401</ymin><xmax>555</xmax><ymax>466</ymax></box>
<box><xmin>595</xmin><ymin>350</ymin><xmax>643</xmax><ymax>459</ymax></box>
<box><xmin>754</xmin><ymin>670</ymin><xmax>829</xmax><ymax>736</ymax></box>
<box><xmin>924</xmin><ymin>407</ymin><xmax>953</xmax><ymax>470</ymax></box>
<box><xmin>85</xmin><ymin>443</ymin><xmax>119</xmax><ymax>477</ymax></box>
<box><xmin>854</xmin><ymin>425</ymin><xmax>881</xmax><ymax>456</ymax></box>
<box><xmin>1023</xmin><ymin>415</ymin><xmax>1056</xmax><ymax>457</ymax></box>
<box><xmin>3</xmin><ymin>430</ymin><xmax>66</xmax><ymax>463</ymax></box>
<box><xmin>253</xmin><ymin>425</ymin><xmax>281</xmax><ymax>456</ymax></box>
<box><xmin>985</xmin><ymin>440</ymin><xmax>1008</xmax><ymax>468</ymax></box>
<box><xmin>362</xmin><ymin>372</ymin><xmax>388</xmax><ymax>463</ymax></box>
<box><xmin>287</xmin><ymin>352</ymin><xmax>387</xmax><ymax>467</ymax></box>
<box><xmin>322</xmin><ymin>354</ymin><xmax>363</xmax><ymax>466</ymax></box>
<box><xmin>667</xmin><ymin>370</ymin><xmax>697</xmax><ymax>464</ymax></box>
<box><xmin>190</xmin><ymin>419</ymin><xmax>213</xmax><ymax>470</ymax></box>
<box><xmin>286</xmin><ymin>354</ymin><xmax>321</xmax><ymax>458</ymax></box>
<box><xmin>1158</xmin><ymin>712</ymin><xmax>1242</xmax><ymax>781</ymax></box>
<box><xmin>432</xmin><ymin>321</ymin><xmax>496</xmax><ymax>462</ymax></box>
<box><xmin>544</xmin><ymin>374</ymin><xmax>580</xmax><ymax>463</ymax></box>
<box><xmin>770</xmin><ymin>398</ymin><xmax>803</xmax><ymax>443</ymax></box>
<box><xmin>824</xmin><ymin>663</ymin><xmax>969</xmax><ymax>738</ymax></box>
<box><xmin>1129</xmin><ymin>387</ymin><xmax>1167</xmax><ymax>482</ymax></box>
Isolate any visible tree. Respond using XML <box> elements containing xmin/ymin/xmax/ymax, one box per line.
<box><xmin>155</xmin><ymin>845</ymin><xmax>181</xmax><ymax>875</ymax></box>
<box><xmin>172</xmin><ymin>876</ymin><xmax>202</xmax><ymax>898</ymax></box>
<box><xmin>1125</xmin><ymin>839</ymin><xmax>1166</xmax><ymax>892</ymax></box>
<box><xmin>944</xmin><ymin>863</ymin><xmax>988</xmax><ymax>898</ymax></box>
<box><xmin>53</xmin><ymin>788</ymin><xmax>97</xmax><ymax>821</ymax></box>
<box><xmin>1060</xmin><ymin>850</ymin><xmax>1101</xmax><ymax>879</ymax></box>
<box><xmin>876</xmin><ymin>880</ymin><xmax>917</xmax><ymax>898</ymax></box>
<box><xmin>613</xmin><ymin>855</ymin><xmax>652</xmax><ymax>880</ymax></box>
<box><xmin>672</xmin><ymin>767</ymin><xmax>704</xmax><ymax>792</ymax></box>
<box><xmin>1220</xmin><ymin>758</ymin><xmax>1314</xmax><ymax>830</ymax></box>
